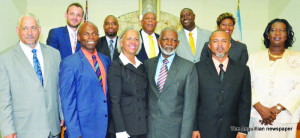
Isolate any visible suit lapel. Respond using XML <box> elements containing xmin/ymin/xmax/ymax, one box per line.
<box><xmin>206</xmin><ymin>58</ymin><xmax>221</xmax><ymax>82</ymax></box>
<box><xmin>149</xmin><ymin>57</ymin><xmax>159</xmax><ymax>97</ymax></box>
<box><xmin>14</xmin><ymin>44</ymin><xmax>41</xmax><ymax>84</ymax></box>
<box><xmin>221</xmin><ymin>58</ymin><xmax>235</xmax><ymax>86</ymax></box>
<box><xmin>139</xmin><ymin>30</ymin><xmax>149</xmax><ymax>59</ymax></box>
<box><xmin>195</xmin><ymin>27</ymin><xmax>205</xmax><ymax>56</ymax></box>
<box><xmin>40</xmin><ymin>44</ymin><xmax>49</xmax><ymax>88</ymax></box>
<box><xmin>78</xmin><ymin>50</ymin><xmax>99</xmax><ymax>83</ymax></box>
<box><xmin>179</xmin><ymin>30</ymin><xmax>194</xmax><ymax>56</ymax></box>
<box><xmin>63</xmin><ymin>26</ymin><xmax>73</xmax><ymax>55</ymax></box>
<box><xmin>118</xmin><ymin>58</ymin><xmax>146</xmax><ymax>77</ymax></box>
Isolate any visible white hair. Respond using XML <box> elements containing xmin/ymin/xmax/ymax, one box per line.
<box><xmin>117</xmin><ymin>27</ymin><xmax>141</xmax><ymax>55</ymax></box>
<box><xmin>17</xmin><ymin>13</ymin><xmax>40</xmax><ymax>27</ymax></box>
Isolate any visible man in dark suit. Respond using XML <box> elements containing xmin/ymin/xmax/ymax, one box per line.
<box><xmin>47</xmin><ymin>3</ymin><xmax>84</xmax><ymax>59</ymax></box>
<box><xmin>59</xmin><ymin>22</ymin><xmax>110</xmax><ymax>138</ymax></box>
<box><xmin>144</xmin><ymin>27</ymin><xmax>198</xmax><ymax>138</ymax></box>
<box><xmin>137</xmin><ymin>12</ymin><xmax>160</xmax><ymax>63</ymax></box>
<box><xmin>96</xmin><ymin>15</ymin><xmax>119</xmax><ymax>61</ymax></box>
<box><xmin>193</xmin><ymin>30</ymin><xmax>251</xmax><ymax>138</ymax></box>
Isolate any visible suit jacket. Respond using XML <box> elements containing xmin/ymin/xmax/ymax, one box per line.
<box><xmin>0</xmin><ymin>43</ymin><xmax>63</xmax><ymax>138</ymax></box>
<box><xmin>47</xmin><ymin>26</ymin><xmax>81</xmax><ymax>60</ymax></box>
<box><xmin>137</xmin><ymin>29</ymin><xmax>160</xmax><ymax>63</ymax></box>
<box><xmin>59</xmin><ymin>50</ymin><xmax>110</xmax><ymax>138</ymax></box>
<box><xmin>195</xmin><ymin>58</ymin><xmax>251</xmax><ymax>138</ymax></box>
<box><xmin>96</xmin><ymin>36</ymin><xmax>119</xmax><ymax>61</ymax></box>
<box><xmin>176</xmin><ymin>26</ymin><xmax>211</xmax><ymax>63</ymax></box>
<box><xmin>200</xmin><ymin>39</ymin><xmax>249</xmax><ymax>64</ymax></box>
<box><xmin>107</xmin><ymin>57</ymin><xmax>148</xmax><ymax>136</ymax></box>
<box><xmin>144</xmin><ymin>54</ymin><xmax>198</xmax><ymax>138</ymax></box>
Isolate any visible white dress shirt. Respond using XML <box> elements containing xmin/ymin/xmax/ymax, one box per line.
<box><xmin>247</xmin><ymin>49</ymin><xmax>300</xmax><ymax>123</ymax></box>
<box><xmin>141</xmin><ymin>30</ymin><xmax>159</xmax><ymax>57</ymax></box>
<box><xmin>119</xmin><ymin>52</ymin><xmax>142</xmax><ymax>68</ymax></box>
<box><xmin>184</xmin><ymin>27</ymin><xmax>197</xmax><ymax>47</ymax></box>
<box><xmin>20</xmin><ymin>41</ymin><xmax>44</xmax><ymax>77</ymax></box>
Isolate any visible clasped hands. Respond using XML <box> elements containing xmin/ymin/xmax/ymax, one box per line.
<box><xmin>254</xmin><ymin>102</ymin><xmax>284</xmax><ymax>125</ymax></box>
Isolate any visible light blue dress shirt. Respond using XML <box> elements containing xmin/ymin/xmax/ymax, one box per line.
<box><xmin>154</xmin><ymin>53</ymin><xmax>175</xmax><ymax>84</ymax></box>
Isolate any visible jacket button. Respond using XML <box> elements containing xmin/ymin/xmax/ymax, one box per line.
<box><xmin>137</xmin><ymin>98</ymin><xmax>140</xmax><ymax>101</ymax></box>
<box><xmin>105</xmin><ymin>115</ymin><xmax>108</xmax><ymax>117</ymax></box>
<box><xmin>136</xmin><ymin>80</ymin><xmax>139</xmax><ymax>83</ymax></box>
<box><xmin>138</xmin><ymin>118</ymin><xmax>141</xmax><ymax>120</ymax></box>
<box><xmin>103</xmin><ymin>100</ymin><xmax>106</xmax><ymax>103</ymax></box>
<box><xmin>138</xmin><ymin>108</ymin><xmax>141</xmax><ymax>111</ymax></box>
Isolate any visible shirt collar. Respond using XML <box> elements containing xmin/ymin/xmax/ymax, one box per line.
<box><xmin>119</xmin><ymin>52</ymin><xmax>142</xmax><ymax>68</ymax></box>
<box><xmin>159</xmin><ymin>53</ymin><xmax>176</xmax><ymax>64</ymax></box>
<box><xmin>141</xmin><ymin>29</ymin><xmax>155</xmax><ymax>37</ymax></box>
<box><xmin>105</xmin><ymin>36</ymin><xmax>117</xmax><ymax>45</ymax></box>
<box><xmin>67</xmin><ymin>25</ymin><xmax>78</xmax><ymax>34</ymax></box>
<box><xmin>212</xmin><ymin>56</ymin><xmax>229</xmax><ymax>72</ymax></box>
<box><xmin>19</xmin><ymin>41</ymin><xmax>42</xmax><ymax>53</ymax></box>
<box><xmin>184</xmin><ymin>27</ymin><xmax>197</xmax><ymax>34</ymax></box>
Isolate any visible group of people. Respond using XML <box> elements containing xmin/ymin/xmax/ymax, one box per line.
<box><xmin>0</xmin><ymin>2</ymin><xmax>299</xmax><ymax>138</ymax></box>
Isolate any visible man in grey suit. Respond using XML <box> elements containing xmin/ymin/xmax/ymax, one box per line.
<box><xmin>193</xmin><ymin>30</ymin><xmax>251</xmax><ymax>138</ymax></box>
<box><xmin>176</xmin><ymin>8</ymin><xmax>211</xmax><ymax>63</ymax></box>
<box><xmin>0</xmin><ymin>13</ymin><xmax>63</xmax><ymax>138</ymax></box>
<box><xmin>144</xmin><ymin>27</ymin><xmax>198</xmax><ymax>138</ymax></box>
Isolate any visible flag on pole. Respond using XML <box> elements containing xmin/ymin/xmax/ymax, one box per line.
<box><xmin>84</xmin><ymin>0</ymin><xmax>88</xmax><ymax>22</ymax></box>
<box><xmin>234</xmin><ymin>0</ymin><xmax>242</xmax><ymax>42</ymax></box>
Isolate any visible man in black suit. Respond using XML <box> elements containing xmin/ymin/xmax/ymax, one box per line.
<box><xmin>193</xmin><ymin>30</ymin><xmax>251</xmax><ymax>138</ymax></box>
<box><xmin>137</xmin><ymin>12</ymin><xmax>160</xmax><ymax>63</ymax></box>
<box><xmin>96</xmin><ymin>15</ymin><xmax>119</xmax><ymax>61</ymax></box>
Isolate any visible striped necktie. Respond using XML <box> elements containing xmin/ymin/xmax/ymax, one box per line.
<box><xmin>92</xmin><ymin>55</ymin><xmax>102</xmax><ymax>85</ymax></box>
<box><xmin>189</xmin><ymin>32</ymin><xmax>195</xmax><ymax>56</ymax></box>
<box><xmin>32</xmin><ymin>49</ymin><xmax>43</xmax><ymax>85</ymax></box>
<box><xmin>109</xmin><ymin>39</ymin><xmax>114</xmax><ymax>60</ymax></box>
<box><xmin>157</xmin><ymin>59</ymin><xmax>169</xmax><ymax>92</ymax></box>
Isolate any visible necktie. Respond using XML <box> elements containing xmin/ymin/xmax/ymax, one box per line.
<box><xmin>219</xmin><ymin>64</ymin><xmax>225</xmax><ymax>82</ymax></box>
<box><xmin>109</xmin><ymin>39</ymin><xmax>114</xmax><ymax>60</ymax></box>
<box><xmin>32</xmin><ymin>49</ymin><xmax>43</xmax><ymax>85</ymax></box>
<box><xmin>92</xmin><ymin>55</ymin><xmax>102</xmax><ymax>85</ymax></box>
<box><xmin>157</xmin><ymin>59</ymin><xmax>169</xmax><ymax>93</ymax></box>
<box><xmin>148</xmin><ymin>35</ymin><xmax>156</xmax><ymax>58</ymax></box>
<box><xmin>71</xmin><ymin>32</ymin><xmax>77</xmax><ymax>54</ymax></box>
<box><xmin>189</xmin><ymin>32</ymin><xmax>195</xmax><ymax>56</ymax></box>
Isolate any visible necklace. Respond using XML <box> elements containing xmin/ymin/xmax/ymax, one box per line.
<box><xmin>268</xmin><ymin>49</ymin><xmax>284</xmax><ymax>59</ymax></box>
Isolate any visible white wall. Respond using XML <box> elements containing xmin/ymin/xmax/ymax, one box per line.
<box><xmin>0</xmin><ymin>0</ymin><xmax>299</xmax><ymax>54</ymax></box>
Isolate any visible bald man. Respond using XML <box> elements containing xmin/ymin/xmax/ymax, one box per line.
<box><xmin>59</xmin><ymin>22</ymin><xmax>110</xmax><ymax>138</ymax></box>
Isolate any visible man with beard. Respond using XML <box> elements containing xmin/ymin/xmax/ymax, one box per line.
<box><xmin>96</xmin><ymin>15</ymin><xmax>120</xmax><ymax>61</ymax></box>
<box><xmin>144</xmin><ymin>27</ymin><xmax>198</xmax><ymax>138</ymax></box>
<box><xmin>176</xmin><ymin>8</ymin><xmax>211</xmax><ymax>63</ymax></box>
<box><xmin>47</xmin><ymin>3</ymin><xmax>84</xmax><ymax>59</ymax></box>
<box><xmin>137</xmin><ymin>12</ymin><xmax>160</xmax><ymax>63</ymax></box>
<box><xmin>193</xmin><ymin>30</ymin><xmax>251</xmax><ymax>138</ymax></box>
<box><xmin>0</xmin><ymin>13</ymin><xmax>63</xmax><ymax>138</ymax></box>
<box><xmin>59</xmin><ymin>22</ymin><xmax>110</xmax><ymax>137</ymax></box>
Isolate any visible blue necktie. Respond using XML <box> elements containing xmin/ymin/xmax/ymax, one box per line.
<box><xmin>32</xmin><ymin>49</ymin><xmax>43</xmax><ymax>85</ymax></box>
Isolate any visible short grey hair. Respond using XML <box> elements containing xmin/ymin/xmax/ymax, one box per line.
<box><xmin>117</xmin><ymin>27</ymin><xmax>141</xmax><ymax>55</ymax></box>
<box><xmin>159</xmin><ymin>27</ymin><xmax>178</xmax><ymax>40</ymax></box>
<box><xmin>17</xmin><ymin>13</ymin><xmax>40</xmax><ymax>27</ymax></box>
<box><xmin>208</xmin><ymin>30</ymin><xmax>230</xmax><ymax>43</ymax></box>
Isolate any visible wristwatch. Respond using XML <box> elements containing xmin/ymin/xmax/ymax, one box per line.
<box><xmin>276</xmin><ymin>105</ymin><xmax>282</xmax><ymax>111</ymax></box>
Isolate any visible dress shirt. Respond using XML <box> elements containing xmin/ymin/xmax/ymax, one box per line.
<box><xmin>119</xmin><ymin>52</ymin><xmax>142</xmax><ymax>68</ymax></box>
<box><xmin>20</xmin><ymin>41</ymin><xmax>44</xmax><ymax>77</ymax></box>
<box><xmin>212</xmin><ymin>56</ymin><xmax>229</xmax><ymax>75</ymax></box>
<box><xmin>141</xmin><ymin>30</ymin><xmax>159</xmax><ymax>57</ymax></box>
<box><xmin>154</xmin><ymin>53</ymin><xmax>175</xmax><ymax>84</ymax></box>
<box><xmin>81</xmin><ymin>48</ymin><xmax>107</xmax><ymax>96</ymax></box>
<box><xmin>105</xmin><ymin>36</ymin><xmax>117</xmax><ymax>48</ymax></box>
<box><xmin>248</xmin><ymin>49</ymin><xmax>300</xmax><ymax>123</ymax></box>
<box><xmin>67</xmin><ymin>25</ymin><xmax>78</xmax><ymax>54</ymax></box>
<box><xmin>184</xmin><ymin>27</ymin><xmax>197</xmax><ymax>48</ymax></box>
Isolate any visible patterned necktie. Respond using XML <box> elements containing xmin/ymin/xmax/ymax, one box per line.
<box><xmin>92</xmin><ymin>55</ymin><xmax>102</xmax><ymax>85</ymax></box>
<box><xmin>157</xmin><ymin>59</ymin><xmax>169</xmax><ymax>93</ymax></box>
<box><xmin>189</xmin><ymin>32</ymin><xmax>195</xmax><ymax>56</ymax></box>
<box><xmin>71</xmin><ymin>32</ymin><xmax>77</xmax><ymax>54</ymax></box>
<box><xmin>219</xmin><ymin>64</ymin><xmax>225</xmax><ymax>82</ymax></box>
<box><xmin>32</xmin><ymin>49</ymin><xmax>43</xmax><ymax>86</ymax></box>
<box><xmin>148</xmin><ymin>35</ymin><xmax>156</xmax><ymax>58</ymax></box>
<box><xmin>109</xmin><ymin>39</ymin><xmax>114</xmax><ymax>60</ymax></box>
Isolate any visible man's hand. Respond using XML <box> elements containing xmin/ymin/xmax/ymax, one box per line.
<box><xmin>4</xmin><ymin>133</ymin><xmax>17</xmax><ymax>138</ymax></box>
<box><xmin>192</xmin><ymin>131</ymin><xmax>200</xmax><ymax>138</ymax></box>
<box><xmin>253</xmin><ymin>102</ymin><xmax>276</xmax><ymax>125</ymax></box>
<box><xmin>236</xmin><ymin>132</ymin><xmax>246</xmax><ymax>138</ymax></box>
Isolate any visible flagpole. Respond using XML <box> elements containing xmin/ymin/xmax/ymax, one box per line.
<box><xmin>85</xmin><ymin>0</ymin><xmax>88</xmax><ymax>22</ymax></box>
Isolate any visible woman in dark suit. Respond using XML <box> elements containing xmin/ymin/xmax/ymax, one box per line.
<box><xmin>200</xmin><ymin>12</ymin><xmax>249</xmax><ymax>64</ymax></box>
<box><xmin>107</xmin><ymin>28</ymin><xmax>147</xmax><ymax>138</ymax></box>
